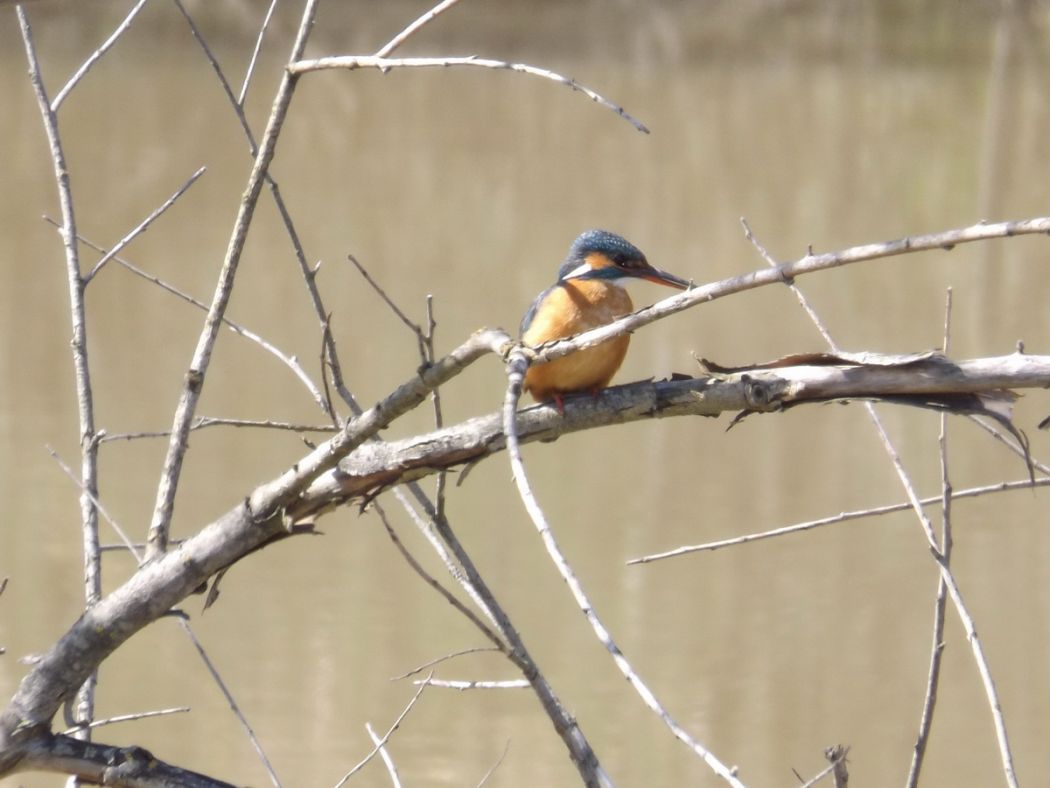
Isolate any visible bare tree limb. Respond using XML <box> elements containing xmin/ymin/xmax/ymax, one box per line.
<box><xmin>45</xmin><ymin>447</ymin><xmax>283</xmax><ymax>787</ymax></box>
<box><xmin>49</xmin><ymin>0</ymin><xmax>150</xmax><ymax>111</ymax></box>
<box><xmin>174</xmin><ymin>618</ymin><xmax>282</xmax><ymax>787</ymax></box>
<box><xmin>60</xmin><ymin>707</ymin><xmax>189</xmax><ymax>735</ymax></box>
<box><xmin>501</xmin><ymin>349</ymin><xmax>744</xmax><ymax>787</ymax></box>
<box><xmin>238</xmin><ymin>0</ymin><xmax>279</xmax><ymax>105</ymax></box>
<box><xmin>375</xmin><ymin>502</ymin><xmax>508</xmax><ymax>655</ymax></box>
<box><xmin>796</xmin><ymin>745</ymin><xmax>850</xmax><ymax>788</ymax></box>
<box><xmin>83</xmin><ymin>167</ymin><xmax>206</xmax><ymax>284</ymax></box>
<box><xmin>630</xmin><ymin>476</ymin><xmax>1050</xmax><ymax>564</ymax></box>
<box><xmin>16</xmin><ymin>735</ymin><xmax>237</xmax><ymax>788</ymax></box>
<box><xmin>397</xmin><ymin>481</ymin><xmax>611</xmax><ymax>786</ymax></box>
<box><xmin>333</xmin><ymin>676</ymin><xmax>430</xmax><ymax>788</ymax></box>
<box><xmin>288</xmin><ymin>55</ymin><xmax>650</xmax><ymax>133</ymax></box>
<box><xmin>17</xmin><ymin>2</ymin><xmax>102</xmax><ymax>746</ymax></box>
<box><xmin>374</xmin><ymin>0</ymin><xmax>465</xmax><ymax>58</ymax></box>
<box><xmin>475</xmin><ymin>739</ymin><xmax>510</xmax><ymax>788</ymax></box>
<box><xmin>412</xmin><ymin>678</ymin><xmax>529</xmax><ymax>690</ymax></box>
<box><xmin>744</xmin><ymin>221</ymin><xmax>1019</xmax><ymax>788</ymax></box>
<box><xmin>0</xmin><ymin>325</ymin><xmax>510</xmax><ymax>776</ymax></box>
<box><xmin>531</xmin><ymin>216</ymin><xmax>1050</xmax><ymax>366</ymax></box>
<box><xmin>292</xmin><ymin>353</ymin><xmax>1050</xmax><ymax>521</ymax></box>
<box><xmin>390</xmin><ymin>647</ymin><xmax>500</xmax><ymax>681</ymax></box>
<box><xmin>906</xmin><ymin>289</ymin><xmax>955</xmax><ymax>788</ymax></box>
<box><xmin>365</xmin><ymin>722</ymin><xmax>401</xmax><ymax>788</ymax></box>
<box><xmin>174</xmin><ymin>0</ymin><xmax>359</xmax><ymax>422</ymax></box>
<box><xmin>42</xmin><ymin>217</ymin><xmax>330</xmax><ymax>413</ymax></box>
<box><xmin>145</xmin><ymin>0</ymin><xmax>322</xmax><ymax>559</ymax></box>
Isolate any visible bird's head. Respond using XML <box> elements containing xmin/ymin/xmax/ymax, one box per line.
<box><xmin>556</xmin><ymin>229</ymin><xmax>691</xmax><ymax>290</ymax></box>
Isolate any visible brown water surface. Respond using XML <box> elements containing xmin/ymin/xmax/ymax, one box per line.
<box><xmin>2</xmin><ymin>2</ymin><xmax>1050</xmax><ymax>786</ymax></box>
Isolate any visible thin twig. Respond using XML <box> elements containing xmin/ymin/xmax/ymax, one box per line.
<box><xmin>50</xmin><ymin>0</ymin><xmax>150</xmax><ymax>111</ymax></box>
<box><xmin>397</xmin><ymin>483</ymin><xmax>610</xmax><ymax>787</ymax></box>
<box><xmin>47</xmin><ymin>446</ymin><xmax>138</xmax><ymax>557</ymax></box>
<box><xmin>375</xmin><ymin>501</ymin><xmax>507</xmax><ymax>653</ymax></box>
<box><xmin>475</xmin><ymin>739</ymin><xmax>510</xmax><ymax>788</ymax></box>
<box><xmin>411</xmin><ymin>678</ymin><xmax>529</xmax><ymax>690</ymax></box>
<box><xmin>346</xmin><ymin>253</ymin><xmax>426</xmax><ymax>351</ymax></box>
<box><xmin>98</xmin><ymin>417</ymin><xmax>337</xmax><ymax>443</ymax></box>
<box><xmin>146</xmin><ymin>0</ymin><xmax>322</xmax><ymax>559</ymax></box>
<box><xmin>907</xmin><ymin>289</ymin><xmax>955</xmax><ymax>787</ymax></box>
<box><xmin>43</xmin><ymin>217</ymin><xmax>329</xmax><ymax>412</ymax></box>
<box><xmin>100</xmin><ymin>542</ymin><xmax>166</xmax><ymax>553</ymax></box>
<box><xmin>176</xmin><ymin>618</ymin><xmax>283</xmax><ymax>788</ymax></box>
<box><xmin>19</xmin><ymin>6</ymin><xmax>102</xmax><ymax>740</ymax></box>
<box><xmin>743</xmin><ymin>219</ymin><xmax>1018</xmax><ymax>788</ymax></box>
<box><xmin>1</xmin><ymin>328</ymin><xmax>509</xmax><ymax>766</ymax></box>
<box><xmin>391</xmin><ymin>647</ymin><xmax>501</xmax><ymax>681</ymax></box>
<box><xmin>345</xmin><ymin>258</ymin><xmax>452</xmax><ymax>523</ymax></box>
<box><xmin>390</xmin><ymin>487</ymin><xmax>501</xmax><ymax>631</ymax></box>
<box><xmin>46</xmin><ymin>446</ymin><xmax>282</xmax><ymax>785</ymax></box>
<box><xmin>61</xmin><ymin>706</ymin><xmax>190</xmax><ymax>734</ymax></box>
<box><xmin>424</xmin><ymin>295</ymin><xmax>448</xmax><ymax>520</ymax></box>
<box><xmin>374</xmin><ymin>0</ymin><xmax>465</xmax><ymax>58</ymax></box>
<box><xmin>383</xmin><ymin>422</ymin><xmax>609</xmax><ymax>788</ymax></box>
<box><xmin>238</xmin><ymin>0</ymin><xmax>279</xmax><ymax>106</ymax></box>
<box><xmin>628</xmin><ymin>476</ymin><xmax>1050</xmax><ymax>564</ymax></box>
<box><xmin>333</xmin><ymin>674</ymin><xmax>431</xmax><ymax>788</ymax></box>
<box><xmin>288</xmin><ymin>55</ymin><xmax>650</xmax><ymax>133</ymax></box>
<box><xmin>501</xmin><ymin>349</ymin><xmax>743</xmax><ymax>787</ymax></box>
<box><xmin>968</xmin><ymin>414</ymin><xmax>1050</xmax><ymax>477</ymax></box>
<box><xmin>365</xmin><ymin>723</ymin><xmax>401</xmax><ymax>788</ymax></box>
<box><xmin>795</xmin><ymin>745</ymin><xmax>849</xmax><ymax>788</ymax></box>
<box><xmin>175</xmin><ymin>0</ymin><xmax>363</xmax><ymax>419</ymax></box>
<box><xmin>524</xmin><ymin>216</ymin><xmax>1050</xmax><ymax>369</ymax></box>
<box><xmin>83</xmin><ymin>167</ymin><xmax>207</xmax><ymax>284</ymax></box>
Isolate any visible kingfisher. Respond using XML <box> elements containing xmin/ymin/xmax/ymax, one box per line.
<box><xmin>520</xmin><ymin>229</ymin><xmax>690</xmax><ymax>410</ymax></box>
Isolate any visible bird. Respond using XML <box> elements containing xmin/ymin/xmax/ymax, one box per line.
<box><xmin>520</xmin><ymin>229</ymin><xmax>690</xmax><ymax>410</ymax></box>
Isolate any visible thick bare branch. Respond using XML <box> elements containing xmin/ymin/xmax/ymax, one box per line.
<box><xmin>16</xmin><ymin>734</ymin><xmax>236</xmax><ymax>788</ymax></box>
<box><xmin>17</xmin><ymin>3</ymin><xmax>103</xmax><ymax>744</ymax></box>
<box><xmin>0</xmin><ymin>326</ymin><xmax>506</xmax><ymax>776</ymax></box>
<box><xmin>291</xmin><ymin>353</ymin><xmax>1050</xmax><ymax>520</ymax></box>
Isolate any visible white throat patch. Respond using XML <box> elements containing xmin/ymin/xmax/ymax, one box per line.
<box><xmin>562</xmin><ymin>263</ymin><xmax>632</xmax><ymax>288</ymax></box>
<box><xmin>562</xmin><ymin>262</ymin><xmax>591</xmax><ymax>280</ymax></box>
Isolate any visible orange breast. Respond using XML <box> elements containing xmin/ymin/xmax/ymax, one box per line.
<box><xmin>522</xmin><ymin>279</ymin><xmax>633</xmax><ymax>402</ymax></box>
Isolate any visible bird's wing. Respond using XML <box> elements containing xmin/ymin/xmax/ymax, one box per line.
<box><xmin>519</xmin><ymin>284</ymin><xmax>556</xmax><ymax>337</ymax></box>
